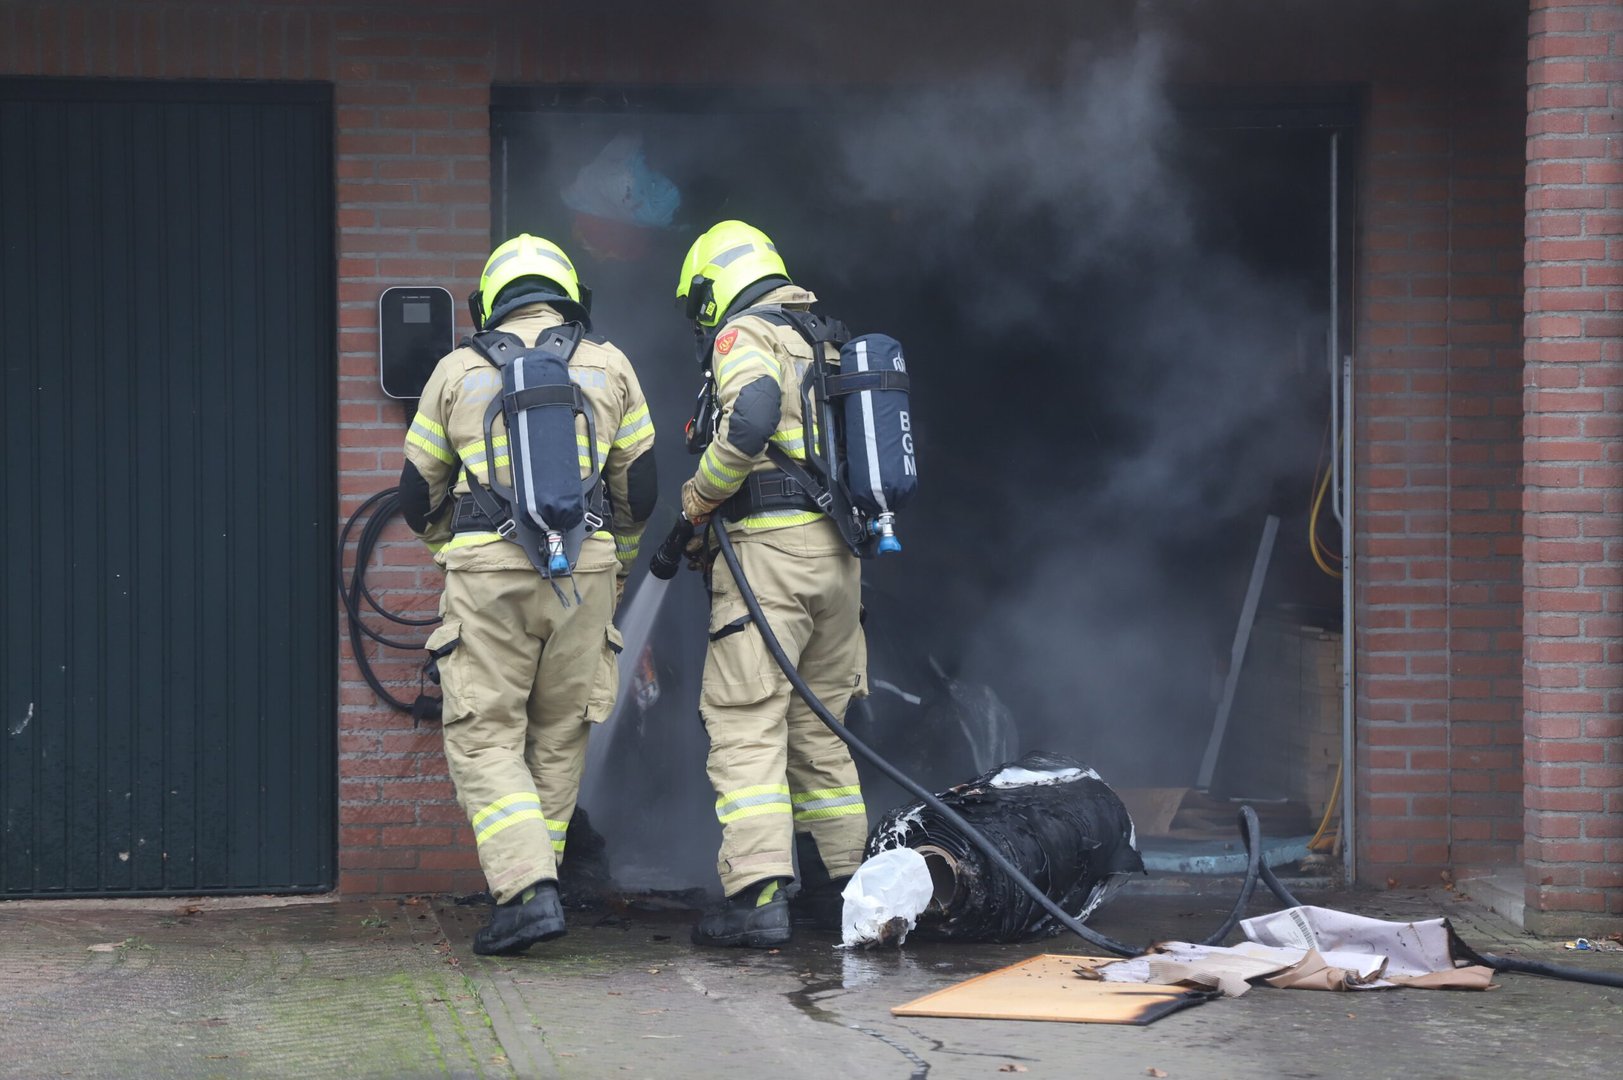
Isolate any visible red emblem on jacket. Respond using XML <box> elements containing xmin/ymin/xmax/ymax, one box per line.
<box><xmin>715</xmin><ymin>329</ymin><xmax>739</xmax><ymax>355</ymax></box>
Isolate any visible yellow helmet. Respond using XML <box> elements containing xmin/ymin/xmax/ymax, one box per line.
<box><xmin>468</xmin><ymin>233</ymin><xmax>591</xmax><ymax>330</ymax></box>
<box><xmin>675</xmin><ymin>220</ymin><xmax>789</xmax><ymax>328</ymax></box>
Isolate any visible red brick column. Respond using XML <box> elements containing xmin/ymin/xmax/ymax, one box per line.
<box><xmin>1357</xmin><ymin>86</ymin><xmax>1460</xmax><ymax>883</ymax></box>
<box><xmin>1523</xmin><ymin>0</ymin><xmax>1623</xmax><ymax>933</ymax></box>
<box><xmin>1357</xmin><ymin>69</ymin><xmax>1527</xmax><ymax>887</ymax></box>
<box><xmin>331</xmin><ymin>10</ymin><xmax>499</xmax><ymax>898</ymax></box>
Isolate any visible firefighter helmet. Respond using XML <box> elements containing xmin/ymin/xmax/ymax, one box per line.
<box><xmin>469</xmin><ymin>233</ymin><xmax>591</xmax><ymax>330</ymax></box>
<box><xmin>676</xmin><ymin>220</ymin><xmax>789</xmax><ymax>329</ymax></box>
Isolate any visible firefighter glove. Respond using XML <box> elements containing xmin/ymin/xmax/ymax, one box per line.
<box><xmin>681</xmin><ymin>477</ymin><xmax>720</xmax><ymax>526</ymax></box>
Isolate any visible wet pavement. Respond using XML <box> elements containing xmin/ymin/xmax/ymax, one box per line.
<box><xmin>2</xmin><ymin>885</ymin><xmax>1620</xmax><ymax>1079</ymax></box>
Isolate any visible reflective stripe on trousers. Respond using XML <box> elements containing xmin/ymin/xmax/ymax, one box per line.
<box><xmin>472</xmin><ymin>792</ymin><xmax>545</xmax><ymax>846</ymax></box>
<box><xmin>792</xmin><ymin>785</ymin><xmax>865</xmax><ymax>822</ymax></box>
<box><xmin>715</xmin><ymin>784</ymin><xmax>792</xmax><ymax>824</ymax></box>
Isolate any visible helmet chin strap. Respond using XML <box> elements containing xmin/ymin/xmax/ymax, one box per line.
<box><xmin>483</xmin><ymin>284</ymin><xmax>592</xmax><ymax>333</ymax></box>
<box><xmin>691</xmin><ymin>276</ymin><xmax>792</xmax><ymax>364</ymax></box>
<box><xmin>718</xmin><ymin>276</ymin><xmax>791</xmax><ymax>325</ymax></box>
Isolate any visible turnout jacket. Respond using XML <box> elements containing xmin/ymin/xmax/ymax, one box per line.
<box><xmin>401</xmin><ymin>303</ymin><xmax>657</xmax><ymax>575</ymax></box>
<box><xmin>689</xmin><ymin>284</ymin><xmax>843</xmax><ymax>552</ymax></box>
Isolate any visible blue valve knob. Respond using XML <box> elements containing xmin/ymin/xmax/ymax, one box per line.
<box><xmin>545</xmin><ymin>530</ymin><xmax>569</xmax><ymax>575</ymax></box>
<box><xmin>871</xmin><ymin>512</ymin><xmax>901</xmax><ymax>554</ymax></box>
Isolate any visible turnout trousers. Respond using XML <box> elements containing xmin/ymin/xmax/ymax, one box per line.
<box><xmin>701</xmin><ymin>523</ymin><xmax>869</xmax><ymax>896</ymax></box>
<box><xmin>427</xmin><ymin>565</ymin><xmax>621</xmax><ymax>904</ymax></box>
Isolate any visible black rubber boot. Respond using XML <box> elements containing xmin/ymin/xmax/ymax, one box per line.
<box><xmin>472</xmin><ymin>880</ymin><xmax>567</xmax><ymax>957</ymax></box>
<box><xmin>790</xmin><ymin>833</ymin><xmax>849</xmax><ymax>932</ymax></box>
<box><xmin>691</xmin><ymin>878</ymin><xmax>793</xmax><ymax>948</ymax></box>
<box><xmin>790</xmin><ymin>875</ymin><xmax>851</xmax><ymax>932</ymax></box>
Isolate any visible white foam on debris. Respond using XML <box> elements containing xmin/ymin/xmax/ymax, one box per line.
<box><xmin>877</xmin><ymin>805</ymin><xmax>926</xmax><ymax>846</ymax></box>
<box><xmin>988</xmin><ymin>764</ymin><xmax>1100</xmax><ymax>789</ymax></box>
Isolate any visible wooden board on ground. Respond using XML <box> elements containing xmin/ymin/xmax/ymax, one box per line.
<box><xmin>891</xmin><ymin>954</ymin><xmax>1215</xmax><ymax>1026</ymax></box>
<box><xmin>1116</xmin><ymin>787</ymin><xmax>1190</xmax><ymax>838</ymax></box>
<box><xmin>1114</xmin><ymin>787</ymin><xmax>1315</xmax><ymax>842</ymax></box>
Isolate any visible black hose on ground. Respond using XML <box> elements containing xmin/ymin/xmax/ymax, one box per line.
<box><xmin>714</xmin><ymin>529</ymin><xmax>1623</xmax><ymax>987</ymax></box>
<box><xmin>1259</xmin><ymin>857</ymin><xmax>1303</xmax><ymax>909</ymax></box>
<box><xmin>1218</xmin><ymin>860</ymin><xmax>1623</xmax><ymax>996</ymax></box>
<box><xmin>709</xmin><ymin>519</ymin><xmax>1285</xmax><ymax>959</ymax></box>
<box><xmin>1459</xmin><ymin>946</ymin><xmax>1623</xmax><ymax>989</ymax></box>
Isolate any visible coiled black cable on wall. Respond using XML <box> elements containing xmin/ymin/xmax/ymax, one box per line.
<box><xmin>337</xmin><ymin>487</ymin><xmax>442</xmax><ymax>722</ymax></box>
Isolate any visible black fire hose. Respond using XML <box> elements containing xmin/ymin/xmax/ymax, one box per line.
<box><xmin>627</xmin><ymin>515</ymin><xmax>1623</xmax><ymax>981</ymax></box>
<box><xmin>706</xmin><ymin>517</ymin><xmax>1623</xmax><ymax>987</ymax></box>
<box><xmin>338</xmin><ymin>487</ymin><xmax>443</xmax><ymax>722</ymax></box>
<box><xmin>1463</xmin><ymin>947</ymin><xmax>1623</xmax><ymax>989</ymax></box>
<box><xmin>701</xmin><ymin>516</ymin><xmax>1296</xmax><ymax>958</ymax></box>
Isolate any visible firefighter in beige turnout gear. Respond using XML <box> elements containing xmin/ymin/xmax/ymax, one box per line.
<box><xmin>676</xmin><ymin>221</ymin><xmax>868</xmax><ymax>947</ymax></box>
<box><xmin>400</xmin><ymin>234</ymin><xmax>657</xmax><ymax>956</ymax></box>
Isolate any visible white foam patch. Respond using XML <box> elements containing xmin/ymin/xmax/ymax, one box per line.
<box><xmin>877</xmin><ymin>805</ymin><xmax>926</xmax><ymax>845</ymax></box>
<box><xmin>987</xmin><ymin>765</ymin><xmax>1100</xmax><ymax>789</ymax></box>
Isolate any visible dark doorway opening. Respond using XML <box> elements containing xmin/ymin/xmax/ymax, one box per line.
<box><xmin>491</xmin><ymin>83</ymin><xmax>1356</xmax><ymax>885</ymax></box>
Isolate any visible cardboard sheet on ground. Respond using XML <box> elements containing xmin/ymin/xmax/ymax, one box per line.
<box><xmin>892</xmin><ymin>954</ymin><xmax>1215</xmax><ymax>1025</ymax></box>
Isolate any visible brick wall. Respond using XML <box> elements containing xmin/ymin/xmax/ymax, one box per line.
<box><xmin>1356</xmin><ymin>71</ymin><xmax>1528</xmax><ymax>886</ymax></box>
<box><xmin>328</xmin><ymin>9</ymin><xmax>500</xmax><ymax>898</ymax></box>
<box><xmin>0</xmin><ymin>0</ymin><xmax>1557</xmax><ymax>900</ymax></box>
<box><xmin>1522</xmin><ymin>0</ymin><xmax>1623</xmax><ymax>933</ymax></box>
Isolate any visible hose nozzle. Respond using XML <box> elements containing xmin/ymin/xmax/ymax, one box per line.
<box><xmin>650</xmin><ymin>515</ymin><xmax>696</xmax><ymax>580</ymax></box>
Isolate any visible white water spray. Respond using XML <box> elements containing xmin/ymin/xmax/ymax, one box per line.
<box><xmin>579</xmin><ymin>571</ymin><xmax>675</xmax><ymax>805</ymax></box>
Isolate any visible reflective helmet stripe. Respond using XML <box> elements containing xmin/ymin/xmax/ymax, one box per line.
<box><xmin>475</xmin><ymin>234</ymin><xmax>582</xmax><ymax>325</ymax></box>
<box><xmin>676</xmin><ymin>221</ymin><xmax>790</xmax><ymax>328</ymax></box>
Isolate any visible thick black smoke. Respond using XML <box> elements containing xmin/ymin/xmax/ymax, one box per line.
<box><xmin>823</xmin><ymin>35</ymin><xmax>1331</xmax><ymax>784</ymax></box>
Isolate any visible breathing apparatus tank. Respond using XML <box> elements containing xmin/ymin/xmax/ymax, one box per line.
<box><xmin>832</xmin><ymin>334</ymin><xmax>915</xmax><ymax>554</ymax></box>
<box><xmin>465</xmin><ymin>323</ymin><xmax>605</xmax><ymax>584</ymax></box>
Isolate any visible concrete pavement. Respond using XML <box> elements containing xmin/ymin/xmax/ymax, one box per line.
<box><xmin>2</xmin><ymin>885</ymin><xmax>1619</xmax><ymax>1079</ymax></box>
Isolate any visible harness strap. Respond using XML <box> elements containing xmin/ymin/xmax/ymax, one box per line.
<box><xmin>719</xmin><ymin>445</ymin><xmax>837</xmax><ymax>523</ymax></box>
<box><xmin>736</xmin><ymin>305</ymin><xmax>851</xmax><ymax>351</ymax></box>
<box><xmin>825</xmin><ymin>370</ymin><xmax>909</xmax><ymax>396</ymax></box>
<box><xmin>507</xmin><ymin>383</ymin><xmax>580</xmax><ymax>411</ymax></box>
<box><xmin>461</xmin><ymin>467</ymin><xmax>517</xmax><ymax>537</ymax></box>
<box><xmin>719</xmin><ymin>468</ymin><xmax>825</xmax><ymax>522</ymax></box>
<box><xmin>764</xmin><ymin>444</ymin><xmax>834</xmax><ymax>511</ymax></box>
<box><xmin>462</xmin><ymin>329</ymin><xmax>527</xmax><ymax>366</ymax></box>
<box><xmin>453</xmin><ymin>483</ymin><xmax>608</xmax><ymax>535</ymax></box>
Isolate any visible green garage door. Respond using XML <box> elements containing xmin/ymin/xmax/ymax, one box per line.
<box><xmin>0</xmin><ymin>79</ymin><xmax>335</xmax><ymax>896</ymax></box>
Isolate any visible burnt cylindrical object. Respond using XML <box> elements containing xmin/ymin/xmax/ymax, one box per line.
<box><xmin>866</xmin><ymin>751</ymin><xmax>1145</xmax><ymax>943</ymax></box>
